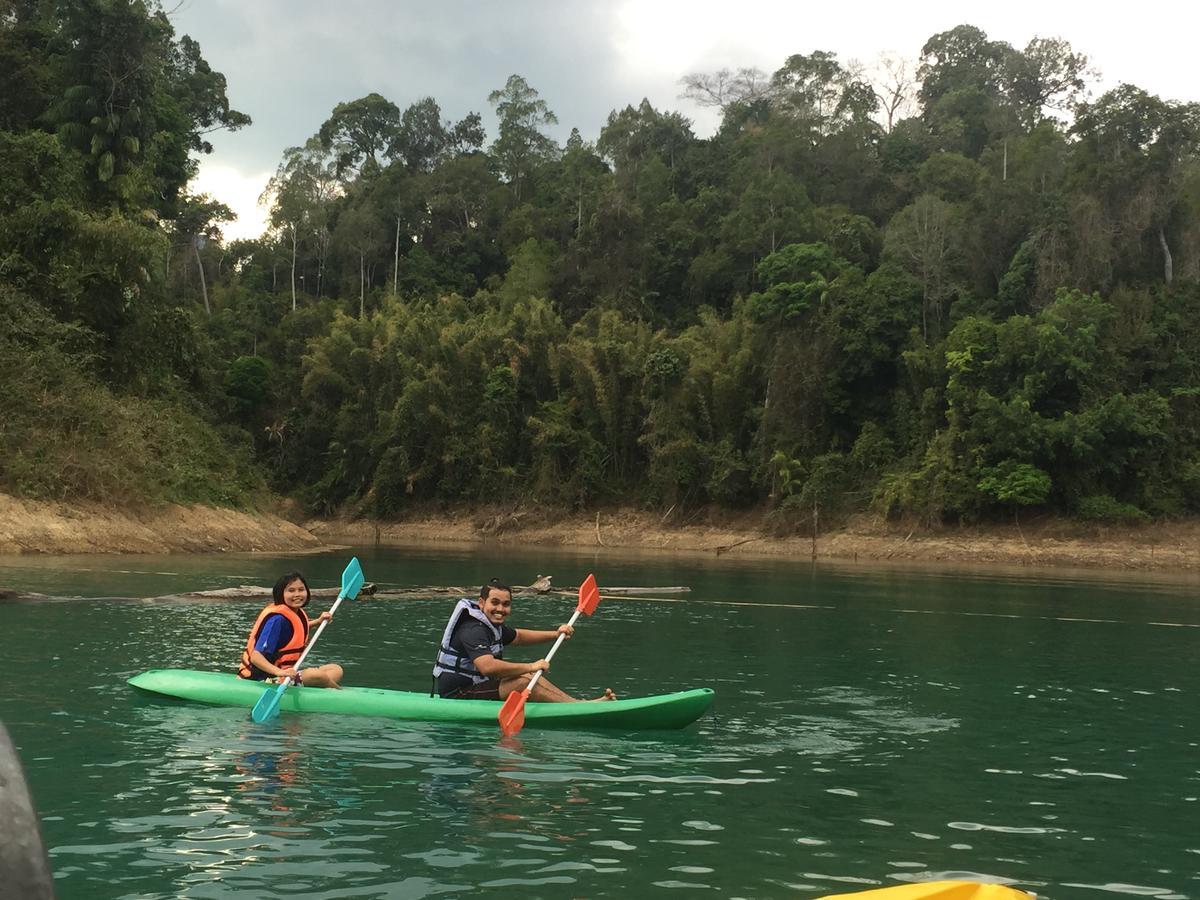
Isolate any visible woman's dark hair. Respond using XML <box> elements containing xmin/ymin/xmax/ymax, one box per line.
<box><xmin>479</xmin><ymin>578</ymin><xmax>512</xmax><ymax>599</ymax></box>
<box><xmin>273</xmin><ymin>571</ymin><xmax>310</xmax><ymax>606</ymax></box>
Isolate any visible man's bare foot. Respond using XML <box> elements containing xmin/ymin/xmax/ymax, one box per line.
<box><xmin>589</xmin><ymin>688</ymin><xmax>618</xmax><ymax>701</ymax></box>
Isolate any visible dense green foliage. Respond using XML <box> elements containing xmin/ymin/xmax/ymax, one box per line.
<box><xmin>0</xmin><ymin>0</ymin><xmax>259</xmax><ymax>504</ymax></box>
<box><xmin>3</xmin><ymin>5</ymin><xmax>1200</xmax><ymax>526</ymax></box>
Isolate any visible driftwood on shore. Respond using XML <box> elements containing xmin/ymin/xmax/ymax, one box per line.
<box><xmin>711</xmin><ymin>537</ymin><xmax>763</xmax><ymax>555</ymax></box>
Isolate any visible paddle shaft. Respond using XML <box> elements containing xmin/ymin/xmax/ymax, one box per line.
<box><xmin>282</xmin><ymin>592</ymin><xmax>350</xmax><ymax>682</ymax></box>
<box><xmin>522</xmin><ymin>607</ymin><xmax>583</xmax><ymax>695</ymax></box>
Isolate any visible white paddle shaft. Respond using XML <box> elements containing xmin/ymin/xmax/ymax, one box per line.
<box><xmin>283</xmin><ymin>592</ymin><xmax>350</xmax><ymax>682</ymax></box>
<box><xmin>523</xmin><ymin>607</ymin><xmax>582</xmax><ymax>694</ymax></box>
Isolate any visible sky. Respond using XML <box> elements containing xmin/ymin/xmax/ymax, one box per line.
<box><xmin>170</xmin><ymin>0</ymin><xmax>1200</xmax><ymax>241</ymax></box>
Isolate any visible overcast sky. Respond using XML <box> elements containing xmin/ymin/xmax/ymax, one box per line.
<box><xmin>170</xmin><ymin>0</ymin><xmax>1200</xmax><ymax>240</ymax></box>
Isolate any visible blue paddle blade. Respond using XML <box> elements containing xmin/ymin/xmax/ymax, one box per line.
<box><xmin>341</xmin><ymin>557</ymin><xmax>365</xmax><ymax>600</ymax></box>
<box><xmin>250</xmin><ymin>681</ymin><xmax>285</xmax><ymax>723</ymax></box>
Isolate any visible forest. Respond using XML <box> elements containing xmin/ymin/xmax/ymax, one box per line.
<box><xmin>3</xmin><ymin>0</ymin><xmax>1199</xmax><ymax>532</ymax></box>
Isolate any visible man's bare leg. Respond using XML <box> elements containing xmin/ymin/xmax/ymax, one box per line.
<box><xmin>499</xmin><ymin>673</ymin><xmax>576</xmax><ymax>701</ymax></box>
<box><xmin>530</xmin><ymin>676</ymin><xmax>579</xmax><ymax>702</ymax></box>
<box><xmin>499</xmin><ymin>675</ymin><xmax>615</xmax><ymax>703</ymax></box>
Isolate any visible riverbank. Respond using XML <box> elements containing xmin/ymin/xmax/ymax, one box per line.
<box><xmin>2</xmin><ymin>492</ymin><xmax>1196</xmax><ymax>570</ymax></box>
<box><xmin>307</xmin><ymin>507</ymin><xmax>1200</xmax><ymax>571</ymax></box>
<box><xmin>0</xmin><ymin>492</ymin><xmax>322</xmax><ymax>554</ymax></box>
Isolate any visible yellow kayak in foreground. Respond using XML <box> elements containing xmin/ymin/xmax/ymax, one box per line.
<box><xmin>819</xmin><ymin>882</ymin><xmax>1032</xmax><ymax>900</ymax></box>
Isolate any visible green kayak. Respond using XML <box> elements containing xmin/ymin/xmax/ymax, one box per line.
<box><xmin>128</xmin><ymin>669</ymin><xmax>714</xmax><ymax>730</ymax></box>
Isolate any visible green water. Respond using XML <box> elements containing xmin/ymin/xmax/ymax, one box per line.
<box><xmin>2</xmin><ymin>547</ymin><xmax>1199</xmax><ymax>900</ymax></box>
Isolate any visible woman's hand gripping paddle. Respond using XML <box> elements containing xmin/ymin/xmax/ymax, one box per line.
<box><xmin>251</xmin><ymin>557</ymin><xmax>366</xmax><ymax>723</ymax></box>
<box><xmin>497</xmin><ymin>573</ymin><xmax>602</xmax><ymax>736</ymax></box>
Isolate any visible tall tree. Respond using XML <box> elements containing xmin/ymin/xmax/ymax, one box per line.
<box><xmin>557</xmin><ymin>128</ymin><xmax>608</xmax><ymax>234</ymax></box>
<box><xmin>45</xmin><ymin>0</ymin><xmax>248</xmax><ymax>213</ymax></box>
<box><xmin>918</xmin><ymin>24</ymin><xmax>1013</xmax><ymax>112</ymax></box>
<box><xmin>487</xmin><ymin>74</ymin><xmax>558</xmax><ymax>203</ymax></box>
<box><xmin>334</xmin><ymin>200</ymin><xmax>387</xmax><ymax>317</ymax></box>
<box><xmin>392</xmin><ymin>97</ymin><xmax>448</xmax><ymax>173</ymax></box>
<box><xmin>1071</xmin><ymin>86</ymin><xmax>1200</xmax><ymax>285</ymax></box>
<box><xmin>0</xmin><ymin>0</ymin><xmax>53</xmax><ymax>131</ymax></box>
<box><xmin>678</xmin><ymin>67</ymin><xmax>770</xmax><ymax>114</ymax></box>
<box><xmin>171</xmin><ymin>193</ymin><xmax>233</xmax><ymax>315</ymax></box>
<box><xmin>598</xmin><ymin>100</ymin><xmax>694</xmax><ymax>198</ymax></box>
<box><xmin>917</xmin><ymin>24</ymin><xmax>1016</xmax><ymax>158</ymax></box>
<box><xmin>869</xmin><ymin>53</ymin><xmax>919</xmax><ymax>133</ymax></box>
<box><xmin>390</xmin><ymin>97</ymin><xmax>485</xmax><ymax>173</ymax></box>
<box><xmin>318</xmin><ymin>92</ymin><xmax>401</xmax><ymax>180</ymax></box>
<box><xmin>262</xmin><ymin>139</ymin><xmax>339</xmax><ymax>310</ymax></box>
<box><xmin>1005</xmin><ymin>36</ymin><xmax>1093</xmax><ymax>129</ymax></box>
<box><xmin>770</xmin><ymin>51</ymin><xmax>876</xmax><ymax>136</ymax></box>
<box><xmin>884</xmin><ymin>194</ymin><xmax>964</xmax><ymax>340</ymax></box>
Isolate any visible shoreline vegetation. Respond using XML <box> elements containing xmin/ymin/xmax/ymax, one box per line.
<box><xmin>5</xmin><ymin>10</ymin><xmax>1200</xmax><ymax>567</ymax></box>
<box><xmin>1</xmin><ymin>493</ymin><xmax>1195</xmax><ymax>572</ymax></box>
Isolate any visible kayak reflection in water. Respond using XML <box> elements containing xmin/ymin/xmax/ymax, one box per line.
<box><xmin>432</xmin><ymin>578</ymin><xmax>616</xmax><ymax>703</ymax></box>
<box><xmin>236</xmin><ymin>571</ymin><xmax>344</xmax><ymax>689</ymax></box>
<box><xmin>236</xmin><ymin>731</ymin><xmax>301</xmax><ymax>816</ymax></box>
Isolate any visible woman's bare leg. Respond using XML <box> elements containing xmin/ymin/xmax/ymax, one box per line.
<box><xmin>298</xmin><ymin>663</ymin><xmax>344</xmax><ymax>688</ymax></box>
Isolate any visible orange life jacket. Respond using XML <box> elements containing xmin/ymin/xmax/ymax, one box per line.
<box><xmin>237</xmin><ymin>602</ymin><xmax>310</xmax><ymax>679</ymax></box>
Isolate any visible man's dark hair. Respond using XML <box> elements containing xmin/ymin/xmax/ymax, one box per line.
<box><xmin>479</xmin><ymin>578</ymin><xmax>512</xmax><ymax>599</ymax></box>
<box><xmin>273</xmin><ymin>571</ymin><xmax>310</xmax><ymax>606</ymax></box>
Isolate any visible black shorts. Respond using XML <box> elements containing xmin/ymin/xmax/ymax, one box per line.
<box><xmin>441</xmin><ymin>678</ymin><xmax>502</xmax><ymax>700</ymax></box>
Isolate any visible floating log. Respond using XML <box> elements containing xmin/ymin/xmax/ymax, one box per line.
<box><xmin>4</xmin><ymin>578</ymin><xmax>688</xmax><ymax>604</ymax></box>
<box><xmin>169</xmin><ymin>582</ymin><xmax>378</xmax><ymax>601</ymax></box>
<box><xmin>0</xmin><ymin>589</ymin><xmax>54</xmax><ymax>603</ymax></box>
<box><xmin>586</xmin><ymin>586</ymin><xmax>690</xmax><ymax>594</ymax></box>
<box><xmin>150</xmin><ymin>581</ymin><xmax>688</xmax><ymax>602</ymax></box>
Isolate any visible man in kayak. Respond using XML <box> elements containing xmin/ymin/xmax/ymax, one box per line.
<box><xmin>237</xmin><ymin>571</ymin><xmax>345</xmax><ymax>688</ymax></box>
<box><xmin>433</xmin><ymin>578</ymin><xmax>616</xmax><ymax>702</ymax></box>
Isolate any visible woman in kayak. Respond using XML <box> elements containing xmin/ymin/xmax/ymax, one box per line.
<box><xmin>237</xmin><ymin>571</ymin><xmax>344</xmax><ymax>688</ymax></box>
<box><xmin>433</xmin><ymin>578</ymin><xmax>616</xmax><ymax>702</ymax></box>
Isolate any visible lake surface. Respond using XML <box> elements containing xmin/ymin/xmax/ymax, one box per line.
<box><xmin>1</xmin><ymin>546</ymin><xmax>1199</xmax><ymax>900</ymax></box>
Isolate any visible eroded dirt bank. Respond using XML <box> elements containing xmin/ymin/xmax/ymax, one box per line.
<box><xmin>0</xmin><ymin>493</ymin><xmax>323</xmax><ymax>554</ymax></box>
<box><xmin>2</xmin><ymin>493</ymin><xmax>1196</xmax><ymax>571</ymax></box>
<box><xmin>307</xmin><ymin>508</ymin><xmax>1200</xmax><ymax>571</ymax></box>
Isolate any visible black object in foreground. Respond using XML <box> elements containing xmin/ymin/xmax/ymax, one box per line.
<box><xmin>0</xmin><ymin>722</ymin><xmax>55</xmax><ymax>900</ymax></box>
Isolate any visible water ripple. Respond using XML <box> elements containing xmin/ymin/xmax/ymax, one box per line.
<box><xmin>948</xmin><ymin>822</ymin><xmax>1068</xmax><ymax>835</ymax></box>
<box><xmin>1062</xmin><ymin>883</ymin><xmax>1187</xmax><ymax>899</ymax></box>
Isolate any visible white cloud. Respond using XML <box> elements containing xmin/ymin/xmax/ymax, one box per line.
<box><xmin>613</xmin><ymin>1</ymin><xmax>726</xmax><ymax>77</ymax></box>
<box><xmin>174</xmin><ymin>0</ymin><xmax>1200</xmax><ymax>221</ymax></box>
<box><xmin>190</xmin><ymin>162</ymin><xmax>272</xmax><ymax>242</ymax></box>
<box><xmin>611</xmin><ymin>0</ymin><xmax>1200</xmax><ymax>124</ymax></box>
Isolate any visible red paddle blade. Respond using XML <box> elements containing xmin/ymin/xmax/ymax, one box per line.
<box><xmin>498</xmin><ymin>688</ymin><xmax>530</xmax><ymax>736</ymax></box>
<box><xmin>577</xmin><ymin>573</ymin><xmax>600</xmax><ymax>616</ymax></box>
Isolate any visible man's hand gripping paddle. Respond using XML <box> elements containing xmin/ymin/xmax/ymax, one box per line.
<box><xmin>251</xmin><ymin>557</ymin><xmax>365</xmax><ymax>723</ymax></box>
<box><xmin>497</xmin><ymin>572</ymin><xmax>601</xmax><ymax>736</ymax></box>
